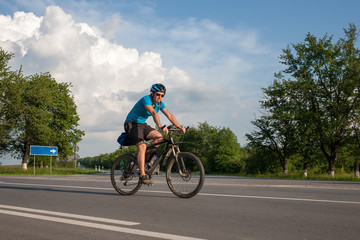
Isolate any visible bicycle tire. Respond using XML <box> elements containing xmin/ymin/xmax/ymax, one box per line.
<box><xmin>166</xmin><ymin>152</ymin><xmax>205</xmax><ymax>198</ymax></box>
<box><xmin>110</xmin><ymin>154</ymin><xmax>142</xmax><ymax>195</ymax></box>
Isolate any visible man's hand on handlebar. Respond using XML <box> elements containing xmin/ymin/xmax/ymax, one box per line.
<box><xmin>179</xmin><ymin>127</ymin><xmax>186</xmax><ymax>134</ymax></box>
<box><xmin>160</xmin><ymin>125</ymin><xmax>169</xmax><ymax>134</ymax></box>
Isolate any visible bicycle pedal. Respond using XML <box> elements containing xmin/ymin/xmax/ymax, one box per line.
<box><xmin>144</xmin><ymin>181</ymin><xmax>153</xmax><ymax>187</ymax></box>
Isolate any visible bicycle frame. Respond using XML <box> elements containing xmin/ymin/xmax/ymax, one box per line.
<box><xmin>146</xmin><ymin>127</ymin><xmax>184</xmax><ymax>176</ymax></box>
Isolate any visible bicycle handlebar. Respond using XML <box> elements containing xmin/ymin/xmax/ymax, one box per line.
<box><xmin>163</xmin><ymin>125</ymin><xmax>189</xmax><ymax>134</ymax></box>
<box><xmin>146</xmin><ymin>125</ymin><xmax>189</xmax><ymax>149</ymax></box>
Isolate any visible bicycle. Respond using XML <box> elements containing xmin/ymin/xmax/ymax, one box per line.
<box><xmin>110</xmin><ymin>126</ymin><xmax>205</xmax><ymax>198</ymax></box>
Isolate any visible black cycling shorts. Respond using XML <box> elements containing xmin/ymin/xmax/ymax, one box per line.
<box><xmin>124</xmin><ymin>121</ymin><xmax>155</xmax><ymax>145</ymax></box>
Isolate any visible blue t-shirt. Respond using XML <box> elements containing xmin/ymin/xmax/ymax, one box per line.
<box><xmin>126</xmin><ymin>95</ymin><xmax>166</xmax><ymax>124</ymax></box>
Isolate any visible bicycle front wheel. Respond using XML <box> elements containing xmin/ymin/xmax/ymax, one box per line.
<box><xmin>166</xmin><ymin>152</ymin><xmax>205</xmax><ymax>198</ymax></box>
<box><xmin>111</xmin><ymin>154</ymin><xmax>142</xmax><ymax>195</ymax></box>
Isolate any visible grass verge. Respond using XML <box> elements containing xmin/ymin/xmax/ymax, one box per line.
<box><xmin>243</xmin><ymin>172</ymin><xmax>360</xmax><ymax>181</ymax></box>
<box><xmin>0</xmin><ymin>165</ymin><xmax>101</xmax><ymax>175</ymax></box>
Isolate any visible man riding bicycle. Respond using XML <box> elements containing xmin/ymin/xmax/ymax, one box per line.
<box><xmin>124</xmin><ymin>83</ymin><xmax>186</xmax><ymax>185</ymax></box>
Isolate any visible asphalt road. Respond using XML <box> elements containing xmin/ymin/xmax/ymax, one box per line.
<box><xmin>1</xmin><ymin>174</ymin><xmax>360</xmax><ymax>240</ymax></box>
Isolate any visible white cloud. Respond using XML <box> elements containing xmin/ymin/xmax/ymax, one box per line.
<box><xmin>0</xmin><ymin>6</ymin><xmax>174</xmax><ymax>155</ymax></box>
<box><xmin>0</xmin><ymin>11</ymin><xmax>41</xmax><ymax>56</ymax></box>
<box><xmin>0</xmin><ymin>11</ymin><xmax>41</xmax><ymax>41</ymax></box>
<box><xmin>104</xmin><ymin>15</ymin><xmax>274</xmax><ymax>91</ymax></box>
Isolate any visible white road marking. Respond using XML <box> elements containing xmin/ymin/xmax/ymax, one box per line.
<box><xmin>206</xmin><ymin>182</ymin><xmax>360</xmax><ymax>191</ymax></box>
<box><xmin>198</xmin><ymin>193</ymin><xmax>360</xmax><ymax>205</ymax></box>
<box><xmin>0</xmin><ymin>204</ymin><xmax>139</xmax><ymax>226</ymax></box>
<box><xmin>0</xmin><ymin>208</ymin><xmax>205</xmax><ymax>240</ymax></box>
<box><xmin>1</xmin><ymin>181</ymin><xmax>360</xmax><ymax>205</ymax></box>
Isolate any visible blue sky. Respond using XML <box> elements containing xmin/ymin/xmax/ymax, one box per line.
<box><xmin>2</xmin><ymin>0</ymin><xmax>359</xmax><ymax>47</ymax></box>
<box><xmin>1</xmin><ymin>0</ymin><xmax>360</xmax><ymax>165</ymax></box>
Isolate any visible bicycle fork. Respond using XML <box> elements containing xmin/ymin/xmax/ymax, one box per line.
<box><xmin>169</xmin><ymin>145</ymin><xmax>188</xmax><ymax>177</ymax></box>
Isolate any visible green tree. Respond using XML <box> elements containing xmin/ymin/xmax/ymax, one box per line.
<box><xmin>244</xmin><ymin>146</ymin><xmax>282</xmax><ymax>175</ymax></box>
<box><xmin>267</xmin><ymin>77</ymin><xmax>319</xmax><ymax>176</ymax></box>
<box><xmin>0</xmin><ymin>49</ymin><xmax>25</xmax><ymax>154</ymax></box>
<box><xmin>278</xmin><ymin>24</ymin><xmax>360</xmax><ymax>177</ymax></box>
<box><xmin>183</xmin><ymin>122</ymin><xmax>244</xmax><ymax>173</ymax></box>
<box><xmin>247</xmin><ymin>24</ymin><xmax>360</xmax><ymax>177</ymax></box>
<box><xmin>0</xmin><ymin>48</ymin><xmax>84</xmax><ymax>169</ymax></box>
<box><xmin>214</xmin><ymin>128</ymin><xmax>244</xmax><ymax>173</ymax></box>
<box><xmin>348</xmin><ymin>129</ymin><xmax>360</xmax><ymax>178</ymax></box>
<box><xmin>246</xmin><ymin>114</ymin><xmax>294</xmax><ymax>175</ymax></box>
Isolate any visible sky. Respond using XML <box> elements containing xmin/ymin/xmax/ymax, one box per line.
<box><xmin>1</xmin><ymin>0</ymin><xmax>360</xmax><ymax>165</ymax></box>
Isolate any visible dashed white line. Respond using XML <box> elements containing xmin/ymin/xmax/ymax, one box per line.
<box><xmin>198</xmin><ymin>193</ymin><xmax>360</xmax><ymax>205</ymax></box>
<box><xmin>0</xmin><ymin>204</ymin><xmax>139</xmax><ymax>226</ymax></box>
<box><xmin>0</xmin><ymin>209</ymin><xmax>204</xmax><ymax>240</ymax></box>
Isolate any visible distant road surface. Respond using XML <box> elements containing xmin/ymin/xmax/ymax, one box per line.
<box><xmin>1</xmin><ymin>174</ymin><xmax>360</xmax><ymax>240</ymax></box>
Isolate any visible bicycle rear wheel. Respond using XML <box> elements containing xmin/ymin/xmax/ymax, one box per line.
<box><xmin>111</xmin><ymin>154</ymin><xmax>142</xmax><ymax>195</ymax></box>
<box><xmin>166</xmin><ymin>152</ymin><xmax>205</xmax><ymax>198</ymax></box>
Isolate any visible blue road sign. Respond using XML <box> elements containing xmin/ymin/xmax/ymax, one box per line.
<box><xmin>30</xmin><ymin>146</ymin><xmax>58</xmax><ymax>156</ymax></box>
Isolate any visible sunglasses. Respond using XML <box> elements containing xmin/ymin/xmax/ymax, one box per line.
<box><xmin>155</xmin><ymin>93</ymin><xmax>165</xmax><ymax>97</ymax></box>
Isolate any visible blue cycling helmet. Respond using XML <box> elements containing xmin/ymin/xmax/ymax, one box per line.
<box><xmin>150</xmin><ymin>83</ymin><xmax>166</xmax><ymax>94</ymax></box>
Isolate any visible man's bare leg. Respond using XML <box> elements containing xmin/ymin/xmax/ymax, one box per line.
<box><xmin>136</xmin><ymin>141</ymin><xmax>147</xmax><ymax>177</ymax></box>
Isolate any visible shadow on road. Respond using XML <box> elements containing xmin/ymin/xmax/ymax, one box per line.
<box><xmin>0</xmin><ymin>185</ymin><xmax>176</xmax><ymax>199</ymax></box>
